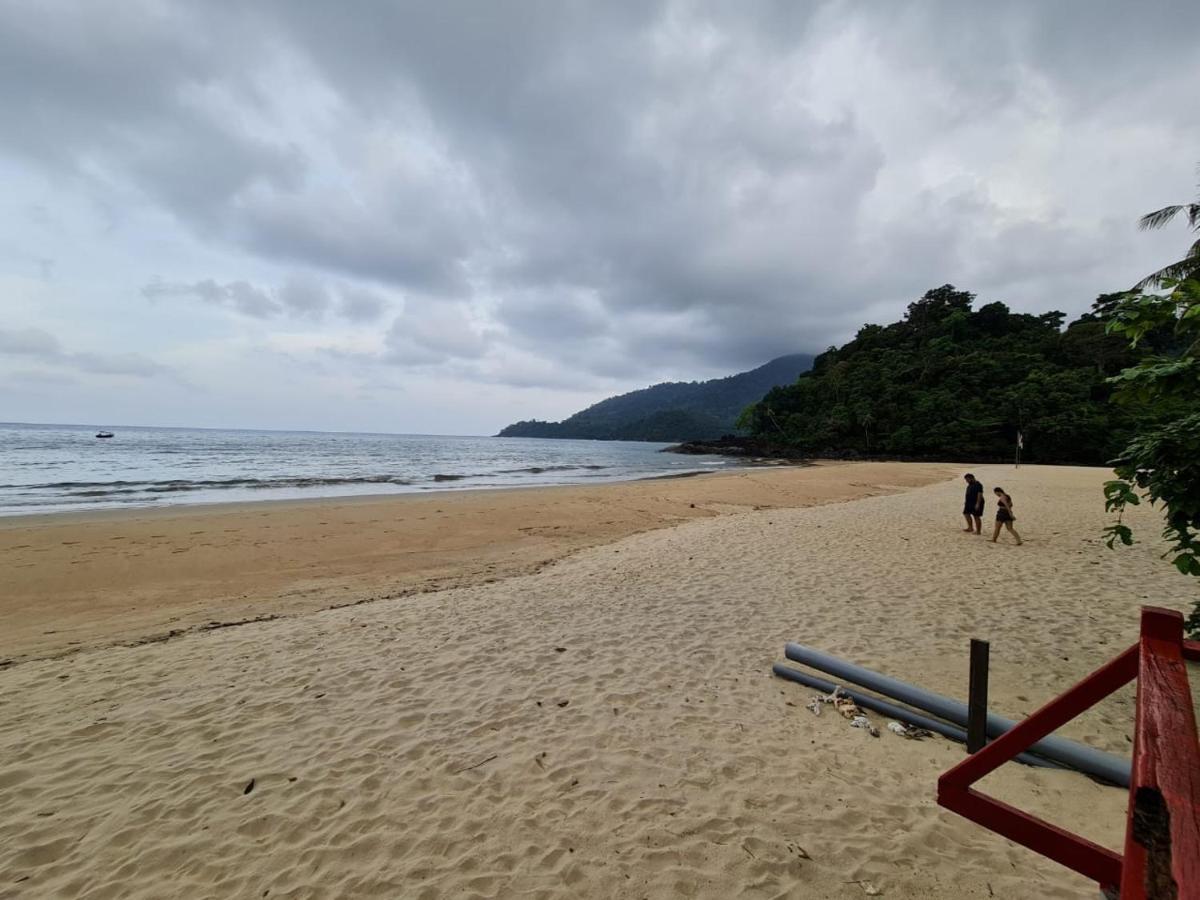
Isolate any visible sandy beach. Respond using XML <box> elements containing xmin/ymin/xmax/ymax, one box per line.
<box><xmin>1</xmin><ymin>463</ymin><xmax>1196</xmax><ymax>898</ymax></box>
<box><xmin>1</xmin><ymin>462</ymin><xmax>950</xmax><ymax>665</ymax></box>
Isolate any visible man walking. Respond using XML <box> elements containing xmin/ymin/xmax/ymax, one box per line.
<box><xmin>962</xmin><ymin>473</ymin><xmax>984</xmax><ymax>534</ymax></box>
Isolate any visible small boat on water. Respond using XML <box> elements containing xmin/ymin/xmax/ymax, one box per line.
<box><xmin>95</xmin><ymin>431</ymin><xmax>114</xmax><ymax>439</ymax></box>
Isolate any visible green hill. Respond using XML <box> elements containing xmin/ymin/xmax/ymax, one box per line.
<box><xmin>498</xmin><ymin>354</ymin><xmax>814</xmax><ymax>442</ymax></box>
<box><xmin>738</xmin><ymin>285</ymin><xmax>1150</xmax><ymax>464</ymax></box>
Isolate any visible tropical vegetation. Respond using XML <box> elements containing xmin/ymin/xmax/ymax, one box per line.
<box><xmin>738</xmin><ymin>285</ymin><xmax>1145</xmax><ymax>465</ymax></box>
<box><xmin>1102</xmin><ymin>170</ymin><xmax>1200</xmax><ymax>635</ymax></box>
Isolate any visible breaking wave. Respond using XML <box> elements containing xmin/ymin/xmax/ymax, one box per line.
<box><xmin>12</xmin><ymin>474</ymin><xmax>418</xmax><ymax>498</ymax></box>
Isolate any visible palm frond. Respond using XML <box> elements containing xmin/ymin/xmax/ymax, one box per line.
<box><xmin>1134</xmin><ymin>256</ymin><xmax>1200</xmax><ymax>290</ymax></box>
<box><xmin>1160</xmin><ymin>258</ymin><xmax>1200</xmax><ymax>279</ymax></box>
<box><xmin>1188</xmin><ymin>203</ymin><xmax>1200</xmax><ymax>230</ymax></box>
<box><xmin>1139</xmin><ymin>205</ymin><xmax>1186</xmax><ymax>231</ymax></box>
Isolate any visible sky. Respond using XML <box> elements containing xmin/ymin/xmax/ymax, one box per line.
<box><xmin>1</xmin><ymin>1</ymin><xmax>1198</xmax><ymax>435</ymax></box>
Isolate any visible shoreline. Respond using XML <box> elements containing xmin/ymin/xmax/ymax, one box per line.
<box><xmin>0</xmin><ymin>458</ymin><xmax>827</xmax><ymax>524</ymax></box>
<box><xmin>1</xmin><ymin>461</ymin><xmax>953</xmax><ymax>665</ymax></box>
<box><xmin>0</xmin><ymin>464</ymin><xmax>755</xmax><ymax>527</ymax></box>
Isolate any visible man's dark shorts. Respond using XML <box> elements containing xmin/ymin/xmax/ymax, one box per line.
<box><xmin>964</xmin><ymin>502</ymin><xmax>985</xmax><ymax>517</ymax></box>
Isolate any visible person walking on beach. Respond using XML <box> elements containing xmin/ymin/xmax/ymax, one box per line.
<box><xmin>991</xmin><ymin>487</ymin><xmax>1023</xmax><ymax>544</ymax></box>
<box><xmin>962</xmin><ymin>473</ymin><xmax>984</xmax><ymax>534</ymax></box>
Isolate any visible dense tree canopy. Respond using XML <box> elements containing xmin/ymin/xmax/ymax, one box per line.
<box><xmin>739</xmin><ymin>285</ymin><xmax>1146</xmax><ymax>464</ymax></box>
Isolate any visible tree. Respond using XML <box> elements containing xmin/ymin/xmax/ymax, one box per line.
<box><xmin>1134</xmin><ymin>167</ymin><xmax>1200</xmax><ymax>289</ymax></box>
<box><xmin>1102</xmin><ymin>277</ymin><xmax>1200</xmax><ymax>637</ymax></box>
<box><xmin>738</xmin><ymin>284</ymin><xmax>1133</xmax><ymax>465</ymax></box>
<box><xmin>904</xmin><ymin>284</ymin><xmax>974</xmax><ymax>333</ymax></box>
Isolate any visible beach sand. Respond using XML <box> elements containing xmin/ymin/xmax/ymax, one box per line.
<box><xmin>1</xmin><ymin>463</ymin><xmax>1196</xmax><ymax>898</ymax></box>
<box><xmin>1</xmin><ymin>462</ymin><xmax>950</xmax><ymax>664</ymax></box>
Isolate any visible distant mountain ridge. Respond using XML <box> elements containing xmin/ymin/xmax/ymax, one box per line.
<box><xmin>497</xmin><ymin>354</ymin><xmax>814</xmax><ymax>442</ymax></box>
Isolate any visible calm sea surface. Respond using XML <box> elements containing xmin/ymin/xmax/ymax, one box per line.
<box><xmin>0</xmin><ymin>423</ymin><xmax>737</xmax><ymax>516</ymax></box>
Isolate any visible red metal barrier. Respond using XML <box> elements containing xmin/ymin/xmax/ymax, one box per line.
<box><xmin>937</xmin><ymin>607</ymin><xmax>1200</xmax><ymax>898</ymax></box>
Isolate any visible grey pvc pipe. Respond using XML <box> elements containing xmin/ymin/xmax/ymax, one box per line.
<box><xmin>772</xmin><ymin>663</ymin><xmax>1061</xmax><ymax>769</ymax></box>
<box><xmin>784</xmin><ymin>642</ymin><xmax>1130</xmax><ymax>787</ymax></box>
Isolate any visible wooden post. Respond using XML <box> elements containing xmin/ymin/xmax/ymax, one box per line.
<box><xmin>967</xmin><ymin>639</ymin><xmax>990</xmax><ymax>754</ymax></box>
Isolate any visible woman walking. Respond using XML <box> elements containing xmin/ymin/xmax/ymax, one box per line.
<box><xmin>991</xmin><ymin>487</ymin><xmax>1023</xmax><ymax>545</ymax></box>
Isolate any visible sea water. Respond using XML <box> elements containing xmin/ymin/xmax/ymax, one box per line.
<box><xmin>0</xmin><ymin>423</ymin><xmax>736</xmax><ymax>516</ymax></box>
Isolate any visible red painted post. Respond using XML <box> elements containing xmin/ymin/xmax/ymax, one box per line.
<box><xmin>1119</xmin><ymin>607</ymin><xmax>1200</xmax><ymax>900</ymax></box>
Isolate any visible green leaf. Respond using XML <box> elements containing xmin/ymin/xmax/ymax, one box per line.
<box><xmin>1103</xmin><ymin>524</ymin><xmax>1134</xmax><ymax>549</ymax></box>
<box><xmin>1103</xmin><ymin>479</ymin><xmax>1140</xmax><ymax>511</ymax></box>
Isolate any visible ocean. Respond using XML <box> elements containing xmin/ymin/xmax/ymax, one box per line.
<box><xmin>0</xmin><ymin>423</ymin><xmax>737</xmax><ymax>516</ymax></box>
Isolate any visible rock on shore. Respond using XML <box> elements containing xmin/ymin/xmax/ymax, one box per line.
<box><xmin>660</xmin><ymin>435</ymin><xmax>807</xmax><ymax>460</ymax></box>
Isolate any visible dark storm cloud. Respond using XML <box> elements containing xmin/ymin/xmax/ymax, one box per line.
<box><xmin>3</xmin><ymin>1</ymin><xmax>1199</xmax><ymax>388</ymax></box>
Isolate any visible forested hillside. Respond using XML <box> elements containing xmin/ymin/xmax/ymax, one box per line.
<box><xmin>499</xmin><ymin>354</ymin><xmax>813</xmax><ymax>442</ymax></box>
<box><xmin>738</xmin><ymin>285</ymin><xmax>1151</xmax><ymax>464</ymax></box>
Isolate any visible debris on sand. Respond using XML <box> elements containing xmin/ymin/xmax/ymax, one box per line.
<box><xmin>888</xmin><ymin>721</ymin><xmax>933</xmax><ymax>740</ymax></box>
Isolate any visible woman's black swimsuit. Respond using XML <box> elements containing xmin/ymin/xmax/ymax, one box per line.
<box><xmin>996</xmin><ymin>502</ymin><xmax>1013</xmax><ymax>523</ymax></box>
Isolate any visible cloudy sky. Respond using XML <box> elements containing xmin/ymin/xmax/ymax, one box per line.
<box><xmin>2</xmin><ymin>1</ymin><xmax>1197</xmax><ymax>434</ymax></box>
